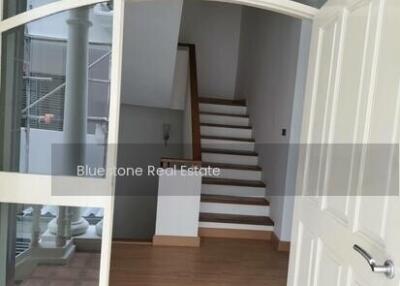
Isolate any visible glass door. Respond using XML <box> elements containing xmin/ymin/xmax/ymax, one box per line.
<box><xmin>0</xmin><ymin>0</ymin><xmax>125</xmax><ymax>285</ymax></box>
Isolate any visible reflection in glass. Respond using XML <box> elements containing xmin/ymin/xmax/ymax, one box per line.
<box><xmin>0</xmin><ymin>3</ymin><xmax>113</xmax><ymax>176</ymax></box>
<box><xmin>3</xmin><ymin>0</ymin><xmax>114</xmax><ymax>20</ymax></box>
<box><xmin>0</xmin><ymin>202</ymin><xmax>103</xmax><ymax>285</ymax></box>
<box><xmin>292</xmin><ymin>0</ymin><xmax>328</xmax><ymax>8</ymax></box>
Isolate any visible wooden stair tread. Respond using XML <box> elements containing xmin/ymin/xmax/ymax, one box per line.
<box><xmin>202</xmin><ymin>177</ymin><xmax>266</xmax><ymax>188</ymax></box>
<box><xmin>201</xmin><ymin>123</ymin><xmax>252</xmax><ymax>129</ymax></box>
<box><xmin>201</xmin><ymin>135</ymin><xmax>255</xmax><ymax>142</ymax></box>
<box><xmin>199</xmin><ymin>97</ymin><xmax>246</xmax><ymax>106</ymax></box>
<box><xmin>202</xmin><ymin>148</ymin><xmax>258</xmax><ymax>156</ymax></box>
<box><xmin>201</xmin><ymin>194</ymin><xmax>269</xmax><ymax>206</ymax></box>
<box><xmin>200</xmin><ymin>213</ymin><xmax>274</xmax><ymax>226</ymax></box>
<box><xmin>202</xmin><ymin>162</ymin><xmax>261</xmax><ymax>171</ymax></box>
<box><xmin>200</xmin><ymin>111</ymin><xmax>249</xmax><ymax>118</ymax></box>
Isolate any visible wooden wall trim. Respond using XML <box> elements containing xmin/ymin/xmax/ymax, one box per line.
<box><xmin>112</xmin><ymin>239</ymin><xmax>153</xmax><ymax>246</ymax></box>
<box><xmin>153</xmin><ymin>235</ymin><xmax>201</xmax><ymax>247</ymax></box>
<box><xmin>160</xmin><ymin>157</ymin><xmax>201</xmax><ymax>168</ymax></box>
<box><xmin>271</xmin><ymin>232</ymin><xmax>290</xmax><ymax>252</ymax></box>
<box><xmin>178</xmin><ymin>43</ymin><xmax>201</xmax><ymax>161</ymax></box>
<box><xmin>199</xmin><ymin>228</ymin><xmax>272</xmax><ymax>240</ymax></box>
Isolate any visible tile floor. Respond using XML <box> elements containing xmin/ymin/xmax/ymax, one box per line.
<box><xmin>20</xmin><ymin>252</ymin><xmax>100</xmax><ymax>286</ymax></box>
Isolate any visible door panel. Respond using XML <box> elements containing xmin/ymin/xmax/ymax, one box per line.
<box><xmin>292</xmin><ymin>222</ymin><xmax>316</xmax><ymax>286</ymax></box>
<box><xmin>288</xmin><ymin>0</ymin><xmax>400</xmax><ymax>285</ymax></box>
<box><xmin>304</xmin><ymin>15</ymin><xmax>343</xmax><ymax>197</ymax></box>
<box><xmin>314</xmin><ymin>241</ymin><xmax>344</xmax><ymax>286</ymax></box>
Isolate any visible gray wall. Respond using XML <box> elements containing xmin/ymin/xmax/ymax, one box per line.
<box><xmin>281</xmin><ymin>20</ymin><xmax>312</xmax><ymax>241</ymax></box>
<box><xmin>236</xmin><ymin>7</ymin><xmax>310</xmax><ymax>241</ymax></box>
<box><xmin>121</xmin><ymin>0</ymin><xmax>183</xmax><ymax>108</ymax></box>
<box><xmin>179</xmin><ymin>0</ymin><xmax>242</xmax><ymax>99</ymax></box>
<box><xmin>113</xmin><ymin>104</ymin><xmax>183</xmax><ymax>240</ymax></box>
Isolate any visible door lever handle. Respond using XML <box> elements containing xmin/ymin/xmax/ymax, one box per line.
<box><xmin>353</xmin><ymin>244</ymin><xmax>395</xmax><ymax>279</ymax></box>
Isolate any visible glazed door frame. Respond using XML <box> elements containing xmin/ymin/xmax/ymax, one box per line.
<box><xmin>0</xmin><ymin>0</ymin><xmax>125</xmax><ymax>285</ymax></box>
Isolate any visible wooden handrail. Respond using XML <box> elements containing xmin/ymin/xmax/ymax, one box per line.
<box><xmin>178</xmin><ymin>43</ymin><xmax>201</xmax><ymax>161</ymax></box>
<box><xmin>160</xmin><ymin>158</ymin><xmax>202</xmax><ymax>169</ymax></box>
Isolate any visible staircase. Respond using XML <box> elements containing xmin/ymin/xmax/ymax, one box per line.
<box><xmin>15</xmin><ymin>238</ymin><xmax>31</xmax><ymax>256</ymax></box>
<box><xmin>197</xmin><ymin>97</ymin><xmax>274</xmax><ymax>240</ymax></box>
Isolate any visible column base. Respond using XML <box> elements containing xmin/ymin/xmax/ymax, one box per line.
<box><xmin>95</xmin><ymin>220</ymin><xmax>103</xmax><ymax>237</ymax></box>
<box><xmin>48</xmin><ymin>217</ymin><xmax>89</xmax><ymax>236</ymax></box>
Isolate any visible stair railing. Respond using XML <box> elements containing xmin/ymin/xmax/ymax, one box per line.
<box><xmin>160</xmin><ymin>44</ymin><xmax>201</xmax><ymax>168</ymax></box>
<box><xmin>178</xmin><ymin>43</ymin><xmax>201</xmax><ymax>161</ymax></box>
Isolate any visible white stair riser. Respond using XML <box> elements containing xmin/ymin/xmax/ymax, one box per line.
<box><xmin>202</xmin><ymin>184</ymin><xmax>266</xmax><ymax>197</ymax></box>
<box><xmin>200</xmin><ymin>114</ymin><xmax>250</xmax><ymax>127</ymax></box>
<box><xmin>199</xmin><ymin>103</ymin><xmax>247</xmax><ymax>115</ymax></box>
<box><xmin>199</xmin><ymin>222</ymin><xmax>273</xmax><ymax>231</ymax></box>
<box><xmin>200</xmin><ymin>202</ymin><xmax>270</xmax><ymax>216</ymax></box>
<box><xmin>201</xmin><ymin>126</ymin><xmax>253</xmax><ymax>139</ymax></box>
<box><xmin>202</xmin><ymin>152</ymin><xmax>258</xmax><ymax>165</ymax></box>
<box><xmin>206</xmin><ymin>167</ymin><xmax>261</xmax><ymax>181</ymax></box>
<box><xmin>201</xmin><ymin>139</ymin><xmax>255</xmax><ymax>152</ymax></box>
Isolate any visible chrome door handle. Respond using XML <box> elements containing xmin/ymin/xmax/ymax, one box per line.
<box><xmin>353</xmin><ymin>244</ymin><xmax>395</xmax><ymax>279</ymax></box>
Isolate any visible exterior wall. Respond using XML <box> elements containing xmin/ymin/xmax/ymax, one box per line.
<box><xmin>26</xmin><ymin>0</ymin><xmax>112</xmax><ymax>44</ymax></box>
<box><xmin>26</xmin><ymin>38</ymin><xmax>111</xmax><ymax>133</ymax></box>
<box><xmin>19</xmin><ymin>128</ymin><xmax>106</xmax><ymax>174</ymax></box>
<box><xmin>236</xmin><ymin>7</ymin><xmax>310</xmax><ymax>241</ymax></box>
<box><xmin>179</xmin><ymin>0</ymin><xmax>242</xmax><ymax>99</ymax></box>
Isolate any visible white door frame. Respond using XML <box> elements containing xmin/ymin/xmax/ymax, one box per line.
<box><xmin>0</xmin><ymin>0</ymin><xmax>125</xmax><ymax>285</ymax></box>
<box><xmin>210</xmin><ymin>0</ymin><xmax>318</xmax><ymax>19</ymax></box>
<box><xmin>125</xmin><ymin>0</ymin><xmax>318</xmax><ymax>19</ymax></box>
<box><xmin>0</xmin><ymin>0</ymin><xmax>315</xmax><ymax>285</ymax></box>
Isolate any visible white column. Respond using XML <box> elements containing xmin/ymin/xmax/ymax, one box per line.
<box><xmin>51</xmin><ymin>7</ymin><xmax>92</xmax><ymax>238</ymax></box>
<box><xmin>63</xmin><ymin>7</ymin><xmax>91</xmax><ymax>162</ymax></box>
<box><xmin>0</xmin><ymin>204</ymin><xmax>16</xmax><ymax>286</ymax></box>
<box><xmin>31</xmin><ymin>205</ymin><xmax>42</xmax><ymax>247</ymax></box>
<box><xmin>55</xmin><ymin>206</ymin><xmax>67</xmax><ymax>247</ymax></box>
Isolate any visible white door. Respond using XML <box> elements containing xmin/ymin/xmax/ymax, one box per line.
<box><xmin>288</xmin><ymin>0</ymin><xmax>400</xmax><ymax>285</ymax></box>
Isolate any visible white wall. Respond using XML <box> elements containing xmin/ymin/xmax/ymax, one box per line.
<box><xmin>113</xmin><ymin>104</ymin><xmax>184</xmax><ymax>240</ymax></box>
<box><xmin>236</xmin><ymin>7</ymin><xmax>310</xmax><ymax>241</ymax></box>
<box><xmin>171</xmin><ymin>47</ymin><xmax>190</xmax><ymax>110</ymax></box>
<box><xmin>179</xmin><ymin>0</ymin><xmax>242</xmax><ymax>99</ymax></box>
<box><xmin>281</xmin><ymin>20</ymin><xmax>312</xmax><ymax>240</ymax></box>
<box><xmin>155</xmin><ymin>172</ymin><xmax>201</xmax><ymax>237</ymax></box>
<box><xmin>121</xmin><ymin>0</ymin><xmax>183</xmax><ymax>109</ymax></box>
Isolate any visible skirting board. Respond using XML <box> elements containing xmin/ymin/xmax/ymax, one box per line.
<box><xmin>153</xmin><ymin>235</ymin><xmax>201</xmax><ymax>247</ymax></box>
<box><xmin>271</xmin><ymin>232</ymin><xmax>290</xmax><ymax>252</ymax></box>
<box><xmin>198</xmin><ymin>228</ymin><xmax>272</xmax><ymax>240</ymax></box>
<box><xmin>113</xmin><ymin>239</ymin><xmax>153</xmax><ymax>246</ymax></box>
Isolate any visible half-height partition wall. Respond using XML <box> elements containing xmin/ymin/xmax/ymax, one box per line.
<box><xmin>155</xmin><ymin>44</ymin><xmax>203</xmax><ymax>247</ymax></box>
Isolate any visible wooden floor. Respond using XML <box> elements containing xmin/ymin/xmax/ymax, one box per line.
<box><xmin>110</xmin><ymin>238</ymin><xmax>289</xmax><ymax>286</ymax></box>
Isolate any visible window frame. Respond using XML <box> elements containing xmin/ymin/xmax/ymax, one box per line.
<box><xmin>0</xmin><ymin>0</ymin><xmax>125</xmax><ymax>285</ymax></box>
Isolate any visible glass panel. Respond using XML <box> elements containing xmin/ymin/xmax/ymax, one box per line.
<box><xmin>0</xmin><ymin>3</ymin><xmax>113</xmax><ymax>176</ymax></box>
<box><xmin>0</xmin><ymin>202</ymin><xmax>103</xmax><ymax>286</ymax></box>
<box><xmin>2</xmin><ymin>0</ymin><xmax>113</xmax><ymax>20</ymax></box>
